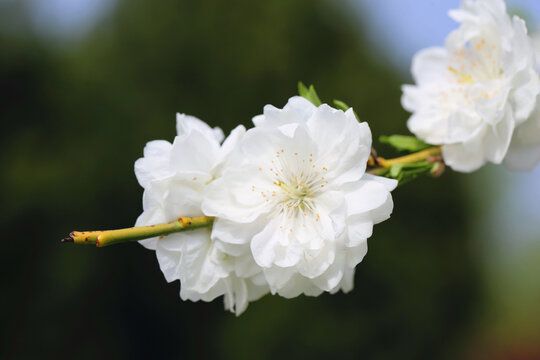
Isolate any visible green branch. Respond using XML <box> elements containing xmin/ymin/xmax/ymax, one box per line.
<box><xmin>376</xmin><ymin>146</ymin><xmax>442</xmax><ymax>168</ymax></box>
<box><xmin>61</xmin><ymin>216</ymin><xmax>214</xmax><ymax>247</ymax></box>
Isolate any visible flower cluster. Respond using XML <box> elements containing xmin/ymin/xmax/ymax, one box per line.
<box><xmin>402</xmin><ymin>0</ymin><xmax>540</xmax><ymax>172</ymax></box>
<box><xmin>135</xmin><ymin>97</ymin><xmax>397</xmax><ymax>314</ymax></box>
<box><xmin>132</xmin><ymin>0</ymin><xmax>540</xmax><ymax>315</ymax></box>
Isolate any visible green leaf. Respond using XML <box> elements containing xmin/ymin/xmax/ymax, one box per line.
<box><xmin>379</xmin><ymin>135</ymin><xmax>430</xmax><ymax>153</ymax></box>
<box><xmin>333</xmin><ymin>99</ymin><xmax>360</xmax><ymax>121</ymax></box>
<box><xmin>298</xmin><ymin>81</ymin><xmax>322</xmax><ymax>106</ymax></box>
<box><xmin>333</xmin><ymin>99</ymin><xmax>350</xmax><ymax>111</ymax></box>
<box><xmin>298</xmin><ymin>82</ymin><xmax>309</xmax><ymax>97</ymax></box>
<box><xmin>389</xmin><ymin>164</ymin><xmax>404</xmax><ymax>178</ymax></box>
<box><xmin>386</xmin><ymin>161</ymin><xmax>435</xmax><ymax>186</ymax></box>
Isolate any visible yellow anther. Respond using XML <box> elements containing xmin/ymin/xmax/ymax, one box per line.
<box><xmin>448</xmin><ymin>66</ymin><xmax>474</xmax><ymax>84</ymax></box>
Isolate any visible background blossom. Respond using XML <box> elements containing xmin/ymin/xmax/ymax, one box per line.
<box><xmin>402</xmin><ymin>0</ymin><xmax>539</xmax><ymax>172</ymax></box>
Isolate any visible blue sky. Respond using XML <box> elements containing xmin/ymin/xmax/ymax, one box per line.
<box><xmin>26</xmin><ymin>0</ymin><xmax>540</xmax><ymax>66</ymax></box>
<box><xmin>25</xmin><ymin>0</ymin><xmax>540</xmax><ymax>51</ymax></box>
<box><xmin>26</xmin><ymin>0</ymin><xmax>115</xmax><ymax>38</ymax></box>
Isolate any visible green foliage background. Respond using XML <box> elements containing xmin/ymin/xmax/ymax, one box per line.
<box><xmin>1</xmin><ymin>0</ymin><xmax>484</xmax><ymax>359</ymax></box>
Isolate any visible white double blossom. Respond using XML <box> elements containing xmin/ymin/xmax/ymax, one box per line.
<box><xmin>202</xmin><ymin>97</ymin><xmax>397</xmax><ymax>298</ymax></box>
<box><xmin>136</xmin><ymin>99</ymin><xmax>397</xmax><ymax>313</ymax></box>
<box><xmin>402</xmin><ymin>0</ymin><xmax>539</xmax><ymax>172</ymax></box>
<box><xmin>135</xmin><ymin>114</ymin><xmax>268</xmax><ymax>315</ymax></box>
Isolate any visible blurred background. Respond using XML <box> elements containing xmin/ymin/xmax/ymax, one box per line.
<box><xmin>1</xmin><ymin>0</ymin><xmax>539</xmax><ymax>358</ymax></box>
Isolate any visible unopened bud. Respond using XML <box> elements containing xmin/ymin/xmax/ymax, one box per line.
<box><xmin>430</xmin><ymin>162</ymin><xmax>445</xmax><ymax>178</ymax></box>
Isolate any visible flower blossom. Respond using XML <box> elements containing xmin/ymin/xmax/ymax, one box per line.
<box><xmin>202</xmin><ymin>97</ymin><xmax>397</xmax><ymax>298</ymax></box>
<box><xmin>135</xmin><ymin>114</ymin><xmax>268</xmax><ymax>315</ymax></box>
<box><xmin>402</xmin><ymin>0</ymin><xmax>539</xmax><ymax>172</ymax></box>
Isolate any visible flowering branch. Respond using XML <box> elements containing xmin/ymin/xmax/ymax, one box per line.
<box><xmin>58</xmin><ymin>0</ymin><xmax>540</xmax><ymax>314</ymax></box>
<box><xmin>375</xmin><ymin>146</ymin><xmax>442</xmax><ymax>168</ymax></box>
<box><xmin>61</xmin><ymin>216</ymin><xmax>214</xmax><ymax>247</ymax></box>
<box><xmin>366</xmin><ymin>145</ymin><xmax>444</xmax><ymax>184</ymax></box>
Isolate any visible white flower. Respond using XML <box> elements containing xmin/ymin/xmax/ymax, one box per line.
<box><xmin>402</xmin><ymin>0</ymin><xmax>539</xmax><ymax>172</ymax></box>
<box><xmin>504</xmin><ymin>30</ymin><xmax>540</xmax><ymax>171</ymax></box>
<box><xmin>135</xmin><ymin>114</ymin><xmax>268</xmax><ymax>315</ymax></box>
<box><xmin>202</xmin><ymin>97</ymin><xmax>397</xmax><ymax>298</ymax></box>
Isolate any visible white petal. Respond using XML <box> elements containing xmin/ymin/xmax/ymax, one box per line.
<box><xmin>176</xmin><ymin>113</ymin><xmax>224</xmax><ymax>143</ymax></box>
<box><xmin>234</xmin><ymin>252</ymin><xmax>262</xmax><ymax>278</ymax></box>
<box><xmin>157</xmin><ymin>230</ymin><xmax>192</xmax><ymax>252</ymax></box>
<box><xmin>161</xmin><ymin>178</ymin><xmax>205</xmax><ymax>218</ymax></box>
<box><xmin>252</xmin><ymin>96</ymin><xmax>315</xmax><ymax>128</ymax></box>
<box><xmin>155</xmin><ymin>247</ymin><xmax>181</xmax><ymax>283</ymax></box>
<box><xmin>170</xmin><ymin>130</ymin><xmax>220</xmax><ymax>175</ymax></box>
<box><xmin>442</xmin><ymin>123</ymin><xmax>492</xmax><ymax>172</ymax></box>
<box><xmin>272</xmin><ymin>234</ymin><xmax>304</xmax><ymax>268</ymax></box>
<box><xmin>211</xmin><ymin>218</ymin><xmax>259</xmax><ymax>245</ymax></box>
<box><xmin>369</xmin><ymin>193</ymin><xmax>394</xmax><ymax>224</ymax></box>
<box><xmin>174</xmin><ymin>230</ymin><xmax>229</xmax><ymax>294</ymax></box>
<box><xmin>135</xmin><ymin>190</ymin><xmax>168</xmax><ymax>250</ymax></box>
<box><xmin>296</xmin><ymin>244</ymin><xmax>336</xmax><ymax>279</ymax></box>
<box><xmin>312</xmin><ymin>260</ymin><xmax>344</xmax><ymax>292</ymax></box>
<box><xmin>263</xmin><ymin>266</ymin><xmax>296</xmax><ymax>294</ymax></box>
<box><xmin>406</xmin><ymin>100</ymin><xmax>451</xmax><ymax>145</ymax></box>
<box><xmin>272</xmin><ymin>273</ymin><xmax>312</xmax><ymax>298</ymax></box>
<box><xmin>223</xmin><ymin>276</ymin><xmax>248</xmax><ymax>316</ymax></box>
<box><xmin>445</xmin><ymin>107</ymin><xmax>484</xmax><ymax>143</ymax></box>
<box><xmin>340</xmin><ymin>268</ymin><xmax>356</xmax><ymax>293</ymax></box>
<box><xmin>246</xmin><ymin>276</ymin><xmax>270</xmax><ymax>301</ymax></box>
<box><xmin>483</xmin><ymin>107</ymin><xmax>514</xmax><ymax>163</ymax></box>
<box><xmin>361</xmin><ymin>173</ymin><xmax>398</xmax><ymax>191</ymax></box>
<box><xmin>202</xmin><ymin>171</ymin><xmax>272</xmax><ymax>223</ymax></box>
<box><xmin>442</xmin><ymin>142</ymin><xmax>486</xmax><ymax>172</ymax></box>
<box><xmin>345</xmin><ymin>214</ymin><xmax>373</xmax><ymax>247</ymax></box>
<box><xmin>346</xmin><ymin>241</ymin><xmax>368</xmax><ymax>268</ymax></box>
<box><xmin>345</xmin><ymin>179</ymin><xmax>392</xmax><ymax>216</ymax></box>
<box><xmin>410</xmin><ymin>47</ymin><xmax>448</xmax><ymax>85</ymax></box>
<box><xmin>307</xmin><ymin>107</ymin><xmax>371</xmax><ymax>184</ymax></box>
<box><xmin>250</xmin><ymin>220</ymin><xmax>282</xmax><ymax>267</ymax></box>
<box><xmin>134</xmin><ymin>140</ymin><xmax>173</xmax><ymax>188</ymax></box>
<box><xmin>213</xmin><ymin>240</ymin><xmax>245</xmax><ymax>257</ymax></box>
<box><xmin>215</xmin><ymin>125</ymin><xmax>246</xmax><ymax>172</ymax></box>
<box><xmin>511</xmin><ymin>69</ymin><xmax>539</xmax><ymax>123</ymax></box>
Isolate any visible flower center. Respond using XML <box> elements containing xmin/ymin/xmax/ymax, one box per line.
<box><xmin>255</xmin><ymin>148</ymin><xmax>329</xmax><ymax>220</ymax></box>
<box><xmin>437</xmin><ymin>37</ymin><xmax>504</xmax><ymax>110</ymax></box>
<box><xmin>448</xmin><ymin>66</ymin><xmax>474</xmax><ymax>84</ymax></box>
<box><xmin>277</xmin><ymin>176</ymin><xmax>316</xmax><ymax>213</ymax></box>
<box><xmin>449</xmin><ymin>37</ymin><xmax>502</xmax><ymax>84</ymax></box>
